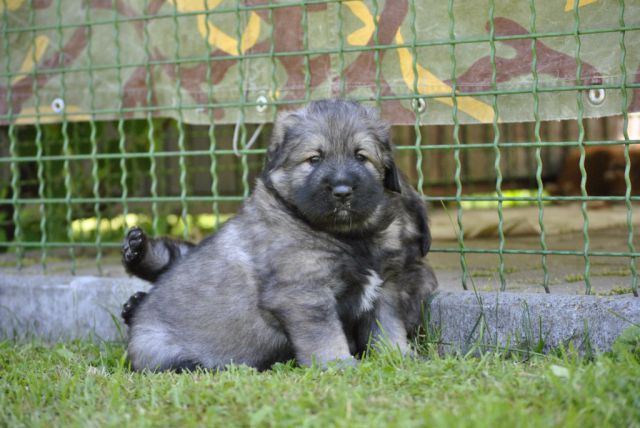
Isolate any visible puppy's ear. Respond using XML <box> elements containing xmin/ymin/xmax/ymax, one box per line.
<box><xmin>402</xmin><ymin>191</ymin><xmax>431</xmax><ymax>257</ymax></box>
<box><xmin>264</xmin><ymin>110</ymin><xmax>300</xmax><ymax>174</ymax></box>
<box><xmin>376</xmin><ymin>123</ymin><xmax>401</xmax><ymax>194</ymax></box>
<box><xmin>413</xmin><ymin>199</ymin><xmax>431</xmax><ymax>257</ymax></box>
<box><xmin>384</xmin><ymin>160</ymin><xmax>402</xmax><ymax>193</ymax></box>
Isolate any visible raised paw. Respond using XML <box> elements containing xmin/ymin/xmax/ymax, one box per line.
<box><xmin>122</xmin><ymin>227</ymin><xmax>147</xmax><ymax>266</ymax></box>
<box><xmin>121</xmin><ymin>291</ymin><xmax>148</xmax><ymax>326</ymax></box>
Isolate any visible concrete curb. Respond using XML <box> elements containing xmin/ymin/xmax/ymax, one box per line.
<box><xmin>0</xmin><ymin>275</ymin><xmax>150</xmax><ymax>342</ymax></box>
<box><xmin>1</xmin><ymin>275</ymin><xmax>639</xmax><ymax>353</ymax></box>
<box><xmin>429</xmin><ymin>290</ymin><xmax>640</xmax><ymax>354</ymax></box>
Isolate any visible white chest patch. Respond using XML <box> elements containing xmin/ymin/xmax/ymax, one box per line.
<box><xmin>360</xmin><ymin>270</ymin><xmax>382</xmax><ymax>313</ymax></box>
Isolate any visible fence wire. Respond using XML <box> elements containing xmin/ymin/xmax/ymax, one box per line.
<box><xmin>1</xmin><ymin>0</ymin><xmax>639</xmax><ymax>296</ymax></box>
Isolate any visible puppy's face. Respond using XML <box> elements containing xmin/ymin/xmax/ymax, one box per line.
<box><xmin>264</xmin><ymin>100</ymin><xmax>401</xmax><ymax>234</ymax></box>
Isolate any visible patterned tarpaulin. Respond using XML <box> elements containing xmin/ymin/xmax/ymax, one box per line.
<box><xmin>1</xmin><ymin>0</ymin><xmax>639</xmax><ymax>125</ymax></box>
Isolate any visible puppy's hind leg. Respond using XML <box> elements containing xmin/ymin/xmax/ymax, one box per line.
<box><xmin>121</xmin><ymin>291</ymin><xmax>148</xmax><ymax>326</ymax></box>
<box><xmin>121</xmin><ymin>228</ymin><xmax>196</xmax><ymax>326</ymax></box>
<box><xmin>122</xmin><ymin>227</ymin><xmax>195</xmax><ymax>282</ymax></box>
<box><xmin>128</xmin><ymin>323</ymin><xmax>201</xmax><ymax>372</ymax></box>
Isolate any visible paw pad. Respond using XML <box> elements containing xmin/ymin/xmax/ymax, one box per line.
<box><xmin>122</xmin><ymin>227</ymin><xmax>146</xmax><ymax>264</ymax></box>
<box><xmin>121</xmin><ymin>291</ymin><xmax>148</xmax><ymax>325</ymax></box>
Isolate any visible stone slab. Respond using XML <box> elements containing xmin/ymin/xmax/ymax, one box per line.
<box><xmin>1</xmin><ymin>275</ymin><xmax>638</xmax><ymax>354</ymax></box>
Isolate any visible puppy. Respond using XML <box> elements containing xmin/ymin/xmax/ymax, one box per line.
<box><xmin>124</xmin><ymin>100</ymin><xmax>437</xmax><ymax>371</ymax></box>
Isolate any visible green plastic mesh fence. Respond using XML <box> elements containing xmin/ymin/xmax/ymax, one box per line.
<box><xmin>1</xmin><ymin>0</ymin><xmax>639</xmax><ymax>295</ymax></box>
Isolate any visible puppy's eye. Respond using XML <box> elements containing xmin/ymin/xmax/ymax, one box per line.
<box><xmin>308</xmin><ymin>156</ymin><xmax>321</xmax><ymax>165</ymax></box>
<box><xmin>355</xmin><ymin>152</ymin><xmax>367</xmax><ymax>163</ymax></box>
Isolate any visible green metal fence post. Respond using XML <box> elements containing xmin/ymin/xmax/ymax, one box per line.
<box><xmin>409</xmin><ymin>0</ymin><xmax>426</xmax><ymax>255</ymax></box>
<box><xmin>28</xmin><ymin>0</ymin><xmax>48</xmax><ymax>272</ymax></box>
<box><xmin>143</xmin><ymin>0</ymin><xmax>160</xmax><ymax>237</ymax></box>
<box><xmin>618</xmin><ymin>0</ymin><xmax>639</xmax><ymax>297</ymax></box>
<box><xmin>572</xmin><ymin>0</ymin><xmax>592</xmax><ymax>295</ymax></box>
<box><xmin>172</xmin><ymin>2</ymin><xmax>190</xmax><ymax>239</ymax></box>
<box><xmin>205</xmin><ymin>0</ymin><xmax>221</xmax><ymax>229</ymax></box>
<box><xmin>113</xmin><ymin>0</ymin><xmax>129</xmax><ymax>245</ymax></box>
<box><xmin>234</xmin><ymin>2</ymin><xmax>249</xmax><ymax>201</ymax></box>
<box><xmin>56</xmin><ymin>0</ymin><xmax>75</xmax><ymax>273</ymax></box>
<box><xmin>84</xmin><ymin>1</ymin><xmax>103</xmax><ymax>275</ymax></box>
<box><xmin>448</xmin><ymin>0</ymin><xmax>469</xmax><ymax>290</ymax></box>
<box><xmin>530</xmin><ymin>0</ymin><xmax>550</xmax><ymax>293</ymax></box>
<box><xmin>488</xmin><ymin>0</ymin><xmax>506</xmax><ymax>290</ymax></box>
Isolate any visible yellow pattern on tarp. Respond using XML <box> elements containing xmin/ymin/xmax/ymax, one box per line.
<box><xmin>169</xmin><ymin>0</ymin><xmax>261</xmax><ymax>55</ymax></box>
<box><xmin>344</xmin><ymin>1</ymin><xmax>375</xmax><ymax>46</ymax></box>
<box><xmin>564</xmin><ymin>0</ymin><xmax>598</xmax><ymax>12</ymax></box>
<box><xmin>395</xmin><ymin>31</ymin><xmax>496</xmax><ymax>123</ymax></box>
<box><xmin>11</xmin><ymin>36</ymin><xmax>50</xmax><ymax>85</ymax></box>
<box><xmin>16</xmin><ymin>105</ymin><xmax>90</xmax><ymax>124</ymax></box>
<box><xmin>0</xmin><ymin>0</ymin><xmax>24</xmax><ymax>13</ymax></box>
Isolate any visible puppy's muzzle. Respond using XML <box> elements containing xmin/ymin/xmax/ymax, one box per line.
<box><xmin>332</xmin><ymin>184</ymin><xmax>353</xmax><ymax>203</ymax></box>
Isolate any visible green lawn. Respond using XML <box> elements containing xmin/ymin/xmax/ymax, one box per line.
<box><xmin>1</xmin><ymin>340</ymin><xmax>639</xmax><ymax>428</ymax></box>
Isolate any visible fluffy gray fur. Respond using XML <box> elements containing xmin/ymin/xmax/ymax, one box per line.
<box><xmin>125</xmin><ymin>99</ymin><xmax>438</xmax><ymax>372</ymax></box>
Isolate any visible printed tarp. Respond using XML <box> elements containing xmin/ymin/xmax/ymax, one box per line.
<box><xmin>1</xmin><ymin>0</ymin><xmax>639</xmax><ymax>125</ymax></box>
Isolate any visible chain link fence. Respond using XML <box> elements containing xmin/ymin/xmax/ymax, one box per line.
<box><xmin>1</xmin><ymin>0</ymin><xmax>639</xmax><ymax>295</ymax></box>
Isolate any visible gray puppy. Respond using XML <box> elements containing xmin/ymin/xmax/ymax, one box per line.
<box><xmin>124</xmin><ymin>100</ymin><xmax>437</xmax><ymax>371</ymax></box>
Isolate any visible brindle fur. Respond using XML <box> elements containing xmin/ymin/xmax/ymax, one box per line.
<box><xmin>124</xmin><ymin>100</ymin><xmax>437</xmax><ymax>371</ymax></box>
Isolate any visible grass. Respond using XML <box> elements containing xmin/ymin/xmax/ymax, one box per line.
<box><xmin>564</xmin><ymin>269</ymin><xmax>635</xmax><ymax>285</ymax></box>
<box><xmin>470</xmin><ymin>267</ymin><xmax>518</xmax><ymax>278</ymax></box>
<box><xmin>600</xmin><ymin>286</ymin><xmax>636</xmax><ymax>296</ymax></box>
<box><xmin>565</xmin><ymin>274</ymin><xmax>585</xmax><ymax>283</ymax></box>
<box><xmin>1</xmin><ymin>341</ymin><xmax>639</xmax><ymax>427</ymax></box>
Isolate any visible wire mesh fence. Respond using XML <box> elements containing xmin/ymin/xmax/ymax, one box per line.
<box><xmin>1</xmin><ymin>0</ymin><xmax>639</xmax><ymax>296</ymax></box>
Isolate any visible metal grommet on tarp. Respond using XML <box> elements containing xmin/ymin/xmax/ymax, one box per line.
<box><xmin>411</xmin><ymin>97</ymin><xmax>427</xmax><ymax>114</ymax></box>
<box><xmin>587</xmin><ymin>88</ymin><xmax>605</xmax><ymax>106</ymax></box>
<box><xmin>256</xmin><ymin>95</ymin><xmax>268</xmax><ymax>113</ymax></box>
<box><xmin>51</xmin><ymin>98</ymin><xmax>65</xmax><ymax>113</ymax></box>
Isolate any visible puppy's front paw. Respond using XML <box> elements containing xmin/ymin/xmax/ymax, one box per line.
<box><xmin>121</xmin><ymin>291</ymin><xmax>148</xmax><ymax>326</ymax></box>
<box><xmin>122</xmin><ymin>227</ymin><xmax>147</xmax><ymax>266</ymax></box>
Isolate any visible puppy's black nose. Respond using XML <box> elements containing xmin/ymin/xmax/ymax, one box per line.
<box><xmin>332</xmin><ymin>185</ymin><xmax>353</xmax><ymax>201</ymax></box>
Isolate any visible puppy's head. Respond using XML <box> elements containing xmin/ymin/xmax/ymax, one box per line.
<box><xmin>263</xmin><ymin>99</ymin><xmax>401</xmax><ymax>234</ymax></box>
